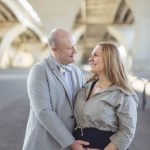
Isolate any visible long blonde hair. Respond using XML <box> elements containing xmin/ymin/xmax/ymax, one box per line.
<box><xmin>87</xmin><ymin>42</ymin><xmax>132</xmax><ymax>92</ymax></box>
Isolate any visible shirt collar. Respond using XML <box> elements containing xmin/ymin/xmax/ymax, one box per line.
<box><xmin>56</xmin><ymin>62</ymin><xmax>72</xmax><ymax>73</ymax></box>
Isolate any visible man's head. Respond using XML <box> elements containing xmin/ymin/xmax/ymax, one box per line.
<box><xmin>48</xmin><ymin>28</ymin><xmax>76</xmax><ymax>64</ymax></box>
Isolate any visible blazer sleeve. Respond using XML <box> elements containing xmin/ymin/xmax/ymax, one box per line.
<box><xmin>110</xmin><ymin>94</ymin><xmax>138</xmax><ymax>150</ymax></box>
<box><xmin>27</xmin><ymin>64</ymin><xmax>74</xmax><ymax>149</ymax></box>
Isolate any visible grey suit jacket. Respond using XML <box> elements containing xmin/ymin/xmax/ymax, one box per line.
<box><xmin>22</xmin><ymin>54</ymin><xmax>85</xmax><ymax>150</ymax></box>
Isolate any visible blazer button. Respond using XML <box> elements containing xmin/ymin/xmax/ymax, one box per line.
<box><xmin>71</xmin><ymin>115</ymin><xmax>74</xmax><ymax>119</ymax></box>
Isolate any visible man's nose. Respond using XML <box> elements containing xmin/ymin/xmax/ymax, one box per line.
<box><xmin>74</xmin><ymin>49</ymin><xmax>77</xmax><ymax>54</ymax></box>
<box><xmin>73</xmin><ymin>47</ymin><xmax>77</xmax><ymax>54</ymax></box>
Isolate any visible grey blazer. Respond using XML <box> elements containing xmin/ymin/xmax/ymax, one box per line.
<box><xmin>22</xmin><ymin>54</ymin><xmax>85</xmax><ymax>150</ymax></box>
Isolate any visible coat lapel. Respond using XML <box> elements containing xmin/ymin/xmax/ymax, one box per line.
<box><xmin>85</xmin><ymin>82</ymin><xmax>92</xmax><ymax>100</ymax></box>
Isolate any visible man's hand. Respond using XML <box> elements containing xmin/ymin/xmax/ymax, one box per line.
<box><xmin>70</xmin><ymin>140</ymin><xmax>90</xmax><ymax>150</ymax></box>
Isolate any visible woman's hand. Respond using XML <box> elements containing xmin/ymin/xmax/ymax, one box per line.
<box><xmin>104</xmin><ymin>143</ymin><xmax>117</xmax><ymax>150</ymax></box>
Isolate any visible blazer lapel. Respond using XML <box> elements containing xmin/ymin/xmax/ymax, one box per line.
<box><xmin>69</xmin><ymin>70</ymin><xmax>77</xmax><ymax>104</ymax></box>
<box><xmin>46</xmin><ymin>55</ymin><xmax>73</xmax><ymax>108</ymax></box>
<box><xmin>52</xmin><ymin>69</ymin><xmax>73</xmax><ymax>103</ymax></box>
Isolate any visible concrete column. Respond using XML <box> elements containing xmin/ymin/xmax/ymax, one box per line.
<box><xmin>126</xmin><ymin>0</ymin><xmax>150</xmax><ymax>72</ymax></box>
<box><xmin>107</xmin><ymin>25</ymin><xmax>134</xmax><ymax>72</ymax></box>
<box><xmin>73</xmin><ymin>25</ymin><xmax>86</xmax><ymax>64</ymax></box>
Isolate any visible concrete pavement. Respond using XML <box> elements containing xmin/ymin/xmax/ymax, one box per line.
<box><xmin>0</xmin><ymin>68</ymin><xmax>150</xmax><ymax>150</ymax></box>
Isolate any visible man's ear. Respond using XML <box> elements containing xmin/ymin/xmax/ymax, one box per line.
<box><xmin>52</xmin><ymin>47</ymin><xmax>58</xmax><ymax>54</ymax></box>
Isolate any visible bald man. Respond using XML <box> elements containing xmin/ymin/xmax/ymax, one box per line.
<box><xmin>22</xmin><ymin>28</ymin><xmax>89</xmax><ymax>150</ymax></box>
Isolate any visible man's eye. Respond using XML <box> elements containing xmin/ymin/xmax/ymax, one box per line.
<box><xmin>65</xmin><ymin>48</ymin><xmax>71</xmax><ymax>50</ymax></box>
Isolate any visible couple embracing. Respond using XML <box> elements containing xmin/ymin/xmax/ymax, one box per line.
<box><xmin>22</xmin><ymin>28</ymin><xmax>138</xmax><ymax>150</ymax></box>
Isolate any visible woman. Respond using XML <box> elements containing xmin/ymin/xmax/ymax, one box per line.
<box><xmin>73</xmin><ymin>42</ymin><xmax>138</xmax><ymax>150</ymax></box>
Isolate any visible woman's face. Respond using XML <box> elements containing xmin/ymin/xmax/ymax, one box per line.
<box><xmin>89</xmin><ymin>45</ymin><xmax>105</xmax><ymax>75</ymax></box>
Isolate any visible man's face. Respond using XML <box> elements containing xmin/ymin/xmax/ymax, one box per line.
<box><xmin>53</xmin><ymin>36</ymin><xmax>77</xmax><ymax>64</ymax></box>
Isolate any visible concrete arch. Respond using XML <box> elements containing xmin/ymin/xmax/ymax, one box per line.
<box><xmin>0</xmin><ymin>23</ymin><xmax>27</xmax><ymax>65</ymax></box>
<box><xmin>1</xmin><ymin>0</ymin><xmax>47</xmax><ymax>43</ymax></box>
<box><xmin>73</xmin><ymin>25</ymin><xmax>86</xmax><ymax>43</ymax></box>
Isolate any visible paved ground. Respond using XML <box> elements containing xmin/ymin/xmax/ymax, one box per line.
<box><xmin>0</xmin><ymin>69</ymin><xmax>30</xmax><ymax>150</ymax></box>
<box><xmin>0</xmin><ymin>68</ymin><xmax>150</xmax><ymax>150</ymax></box>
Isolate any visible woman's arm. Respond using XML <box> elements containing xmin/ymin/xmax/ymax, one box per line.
<box><xmin>109</xmin><ymin>94</ymin><xmax>138</xmax><ymax>150</ymax></box>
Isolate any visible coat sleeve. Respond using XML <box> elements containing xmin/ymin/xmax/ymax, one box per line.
<box><xmin>110</xmin><ymin>94</ymin><xmax>138</xmax><ymax>150</ymax></box>
<box><xmin>27</xmin><ymin>64</ymin><xmax>74</xmax><ymax>149</ymax></box>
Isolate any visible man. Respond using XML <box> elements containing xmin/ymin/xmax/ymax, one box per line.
<box><xmin>22</xmin><ymin>28</ymin><xmax>89</xmax><ymax>150</ymax></box>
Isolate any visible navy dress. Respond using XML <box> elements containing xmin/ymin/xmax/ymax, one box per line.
<box><xmin>73</xmin><ymin>128</ymin><xmax>114</xmax><ymax>149</ymax></box>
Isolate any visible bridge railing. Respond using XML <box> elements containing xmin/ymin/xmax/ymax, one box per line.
<box><xmin>129</xmin><ymin>75</ymin><xmax>150</xmax><ymax>111</ymax></box>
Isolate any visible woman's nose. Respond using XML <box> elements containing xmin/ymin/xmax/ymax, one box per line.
<box><xmin>88</xmin><ymin>56</ymin><xmax>93</xmax><ymax>62</ymax></box>
<box><xmin>88</xmin><ymin>57</ymin><xmax>91</xmax><ymax>62</ymax></box>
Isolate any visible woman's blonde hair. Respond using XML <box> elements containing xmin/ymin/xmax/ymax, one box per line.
<box><xmin>87</xmin><ymin>42</ymin><xmax>132</xmax><ymax>92</ymax></box>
